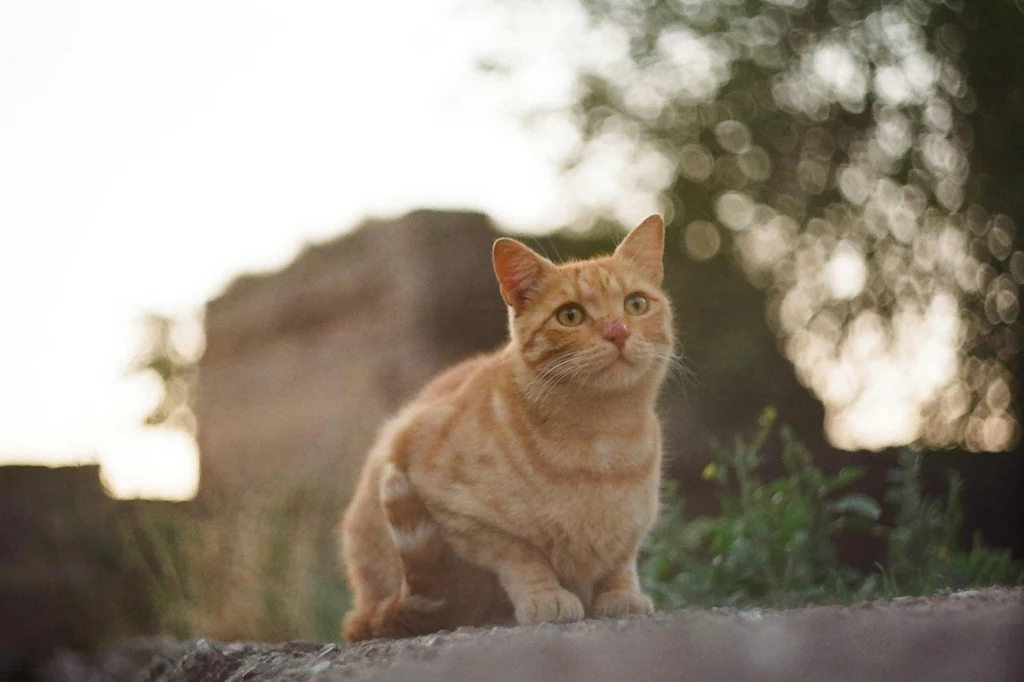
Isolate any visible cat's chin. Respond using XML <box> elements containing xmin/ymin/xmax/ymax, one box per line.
<box><xmin>585</xmin><ymin>353</ymin><xmax>658</xmax><ymax>392</ymax></box>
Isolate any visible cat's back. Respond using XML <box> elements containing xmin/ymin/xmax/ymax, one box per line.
<box><xmin>376</xmin><ymin>349</ymin><xmax>505</xmax><ymax>486</ymax></box>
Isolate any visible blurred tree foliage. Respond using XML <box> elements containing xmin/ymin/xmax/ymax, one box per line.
<box><xmin>130</xmin><ymin>314</ymin><xmax>199</xmax><ymax>434</ymax></box>
<box><xmin>494</xmin><ymin>0</ymin><xmax>1024</xmax><ymax>452</ymax></box>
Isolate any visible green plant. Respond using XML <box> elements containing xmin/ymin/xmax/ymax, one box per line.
<box><xmin>642</xmin><ymin>409</ymin><xmax>1023</xmax><ymax>610</ymax></box>
<box><xmin>642</xmin><ymin>408</ymin><xmax>881</xmax><ymax>609</ymax></box>
<box><xmin>883</xmin><ymin>452</ymin><xmax>1024</xmax><ymax>595</ymax></box>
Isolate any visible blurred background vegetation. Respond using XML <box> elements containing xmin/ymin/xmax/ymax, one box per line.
<box><xmin>4</xmin><ymin>0</ymin><xmax>1024</xmax><ymax>672</ymax></box>
<box><xmin>484</xmin><ymin>0</ymin><xmax>1024</xmax><ymax>454</ymax></box>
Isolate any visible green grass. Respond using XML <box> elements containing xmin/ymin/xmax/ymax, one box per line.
<box><xmin>114</xmin><ymin>494</ymin><xmax>350</xmax><ymax>642</ymax></box>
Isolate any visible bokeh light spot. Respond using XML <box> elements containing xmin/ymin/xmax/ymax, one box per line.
<box><xmin>684</xmin><ymin>220</ymin><xmax>722</xmax><ymax>261</ymax></box>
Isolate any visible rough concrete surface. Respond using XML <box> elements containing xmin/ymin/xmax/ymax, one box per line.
<box><xmin>40</xmin><ymin>588</ymin><xmax>1023</xmax><ymax>682</ymax></box>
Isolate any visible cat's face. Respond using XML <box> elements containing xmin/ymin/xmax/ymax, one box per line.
<box><xmin>493</xmin><ymin>216</ymin><xmax>675</xmax><ymax>394</ymax></box>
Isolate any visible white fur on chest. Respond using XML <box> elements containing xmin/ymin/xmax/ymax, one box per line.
<box><xmin>592</xmin><ymin>439</ymin><xmax>619</xmax><ymax>472</ymax></box>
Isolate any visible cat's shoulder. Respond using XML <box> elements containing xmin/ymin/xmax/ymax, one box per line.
<box><xmin>413</xmin><ymin>349</ymin><xmax>503</xmax><ymax>405</ymax></box>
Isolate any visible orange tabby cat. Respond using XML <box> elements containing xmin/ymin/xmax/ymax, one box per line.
<box><xmin>340</xmin><ymin>215</ymin><xmax>675</xmax><ymax>641</ymax></box>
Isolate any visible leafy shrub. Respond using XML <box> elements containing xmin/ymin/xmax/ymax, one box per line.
<box><xmin>642</xmin><ymin>409</ymin><xmax>1023</xmax><ymax>609</ymax></box>
<box><xmin>883</xmin><ymin>451</ymin><xmax>1024</xmax><ymax>596</ymax></box>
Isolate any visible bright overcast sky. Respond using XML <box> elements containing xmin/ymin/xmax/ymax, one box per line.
<box><xmin>0</xmin><ymin>0</ymin><xmax>580</xmax><ymax>498</ymax></box>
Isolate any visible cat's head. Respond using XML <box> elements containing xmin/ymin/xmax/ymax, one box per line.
<box><xmin>492</xmin><ymin>215</ymin><xmax>675</xmax><ymax>395</ymax></box>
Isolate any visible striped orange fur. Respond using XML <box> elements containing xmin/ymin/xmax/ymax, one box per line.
<box><xmin>340</xmin><ymin>215</ymin><xmax>675</xmax><ymax>641</ymax></box>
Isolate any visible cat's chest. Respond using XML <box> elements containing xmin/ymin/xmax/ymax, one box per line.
<box><xmin>531</xmin><ymin>437</ymin><xmax>658</xmax><ymax>533</ymax></box>
<box><xmin>532</xmin><ymin>471</ymin><xmax>657</xmax><ymax>586</ymax></box>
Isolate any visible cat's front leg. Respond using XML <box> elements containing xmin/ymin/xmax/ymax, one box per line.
<box><xmin>440</xmin><ymin>514</ymin><xmax>584</xmax><ymax>625</ymax></box>
<box><xmin>591</xmin><ymin>554</ymin><xmax>654</xmax><ymax>618</ymax></box>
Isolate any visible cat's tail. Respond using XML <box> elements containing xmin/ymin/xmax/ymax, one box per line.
<box><xmin>379</xmin><ymin>461</ymin><xmax>452</xmax><ymax>601</ymax></box>
<box><xmin>343</xmin><ymin>462</ymin><xmax>453</xmax><ymax>641</ymax></box>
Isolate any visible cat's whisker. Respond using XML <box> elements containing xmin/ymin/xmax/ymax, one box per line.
<box><xmin>528</xmin><ymin>351</ymin><xmax>593</xmax><ymax>405</ymax></box>
<box><xmin>528</xmin><ymin>348</ymin><xmax>606</xmax><ymax>405</ymax></box>
<box><xmin>533</xmin><ymin>349</ymin><xmax>593</xmax><ymax>382</ymax></box>
<box><xmin>649</xmin><ymin>346</ymin><xmax>695</xmax><ymax>402</ymax></box>
<box><xmin>653</xmin><ymin>347</ymin><xmax>689</xmax><ymax>380</ymax></box>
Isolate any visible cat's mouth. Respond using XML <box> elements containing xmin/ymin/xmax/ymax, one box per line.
<box><xmin>605</xmin><ymin>346</ymin><xmax>635</xmax><ymax>368</ymax></box>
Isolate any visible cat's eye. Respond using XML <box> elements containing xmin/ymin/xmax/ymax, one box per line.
<box><xmin>625</xmin><ymin>293</ymin><xmax>649</xmax><ymax>315</ymax></box>
<box><xmin>555</xmin><ymin>303</ymin><xmax>586</xmax><ymax>327</ymax></box>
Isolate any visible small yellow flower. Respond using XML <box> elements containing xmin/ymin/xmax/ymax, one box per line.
<box><xmin>938</xmin><ymin>546</ymin><xmax>949</xmax><ymax>561</ymax></box>
<box><xmin>702</xmin><ymin>463</ymin><xmax>717</xmax><ymax>481</ymax></box>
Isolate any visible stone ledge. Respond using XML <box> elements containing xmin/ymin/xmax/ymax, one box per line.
<box><xmin>40</xmin><ymin>587</ymin><xmax>1024</xmax><ymax>682</ymax></box>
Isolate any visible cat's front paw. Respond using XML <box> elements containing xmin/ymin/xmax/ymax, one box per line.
<box><xmin>592</xmin><ymin>589</ymin><xmax>654</xmax><ymax>618</ymax></box>
<box><xmin>515</xmin><ymin>588</ymin><xmax>585</xmax><ymax>625</ymax></box>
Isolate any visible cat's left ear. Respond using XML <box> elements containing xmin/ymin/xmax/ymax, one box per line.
<box><xmin>615</xmin><ymin>215</ymin><xmax>665</xmax><ymax>285</ymax></box>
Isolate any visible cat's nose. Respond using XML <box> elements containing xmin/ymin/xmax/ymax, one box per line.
<box><xmin>603</xmin><ymin>319</ymin><xmax>630</xmax><ymax>349</ymax></box>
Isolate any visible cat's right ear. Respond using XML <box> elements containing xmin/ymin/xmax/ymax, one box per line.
<box><xmin>492</xmin><ymin>239</ymin><xmax>553</xmax><ymax>311</ymax></box>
